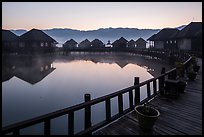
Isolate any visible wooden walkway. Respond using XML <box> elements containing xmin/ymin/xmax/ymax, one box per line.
<box><xmin>94</xmin><ymin>58</ymin><xmax>202</xmax><ymax>135</ymax></box>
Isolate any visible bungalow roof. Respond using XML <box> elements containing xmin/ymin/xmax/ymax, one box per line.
<box><xmin>2</xmin><ymin>30</ymin><xmax>19</xmax><ymax>41</ymax></box>
<box><xmin>176</xmin><ymin>22</ymin><xmax>202</xmax><ymax>38</ymax></box>
<box><xmin>64</xmin><ymin>39</ymin><xmax>78</xmax><ymax>45</ymax></box>
<box><xmin>18</xmin><ymin>29</ymin><xmax>57</xmax><ymax>42</ymax></box>
<box><xmin>147</xmin><ymin>28</ymin><xmax>179</xmax><ymax>41</ymax></box>
<box><xmin>135</xmin><ymin>38</ymin><xmax>147</xmax><ymax>44</ymax></box>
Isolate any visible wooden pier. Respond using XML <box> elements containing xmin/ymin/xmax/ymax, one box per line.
<box><xmin>94</xmin><ymin>58</ymin><xmax>202</xmax><ymax>135</ymax></box>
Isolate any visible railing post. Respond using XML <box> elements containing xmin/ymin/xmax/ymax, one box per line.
<box><xmin>153</xmin><ymin>79</ymin><xmax>157</xmax><ymax>95</ymax></box>
<box><xmin>159</xmin><ymin>67</ymin><xmax>165</xmax><ymax>96</ymax></box>
<box><xmin>134</xmin><ymin>77</ymin><xmax>140</xmax><ymax>105</ymax></box>
<box><xmin>147</xmin><ymin>83</ymin><xmax>151</xmax><ymax>99</ymax></box>
<box><xmin>118</xmin><ymin>94</ymin><xmax>123</xmax><ymax>116</ymax></box>
<box><xmin>84</xmin><ymin>93</ymin><xmax>92</xmax><ymax>134</ymax></box>
<box><xmin>105</xmin><ymin>98</ymin><xmax>111</xmax><ymax>121</ymax></box>
<box><xmin>68</xmin><ymin>111</ymin><xmax>74</xmax><ymax>135</ymax></box>
<box><xmin>13</xmin><ymin>129</ymin><xmax>20</xmax><ymax>135</ymax></box>
<box><xmin>44</xmin><ymin>119</ymin><xmax>51</xmax><ymax>135</ymax></box>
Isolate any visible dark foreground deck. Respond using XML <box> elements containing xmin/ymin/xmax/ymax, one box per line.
<box><xmin>94</xmin><ymin>59</ymin><xmax>202</xmax><ymax>135</ymax></box>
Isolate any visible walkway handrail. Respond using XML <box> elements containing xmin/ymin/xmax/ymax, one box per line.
<box><xmin>1</xmin><ymin>56</ymin><xmax>193</xmax><ymax>135</ymax></box>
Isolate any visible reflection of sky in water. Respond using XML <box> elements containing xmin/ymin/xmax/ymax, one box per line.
<box><xmin>2</xmin><ymin>53</ymin><xmax>154</xmax><ymax>134</ymax></box>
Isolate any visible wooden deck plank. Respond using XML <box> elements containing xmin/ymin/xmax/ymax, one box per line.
<box><xmin>94</xmin><ymin>58</ymin><xmax>202</xmax><ymax>135</ymax></box>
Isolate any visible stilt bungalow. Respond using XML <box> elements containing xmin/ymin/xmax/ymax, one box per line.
<box><xmin>90</xmin><ymin>39</ymin><xmax>105</xmax><ymax>50</ymax></box>
<box><xmin>135</xmin><ymin>38</ymin><xmax>147</xmax><ymax>49</ymax></box>
<box><xmin>112</xmin><ymin>37</ymin><xmax>128</xmax><ymax>50</ymax></box>
<box><xmin>147</xmin><ymin>28</ymin><xmax>179</xmax><ymax>51</ymax></box>
<box><xmin>127</xmin><ymin>39</ymin><xmax>136</xmax><ymax>49</ymax></box>
<box><xmin>63</xmin><ymin>39</ymin><xmax>78</xmax><ymax>52</ymax></box>
<box><xmin>17</xmin><ymin>29</ymin><xmax>57</xmax><ymax>54</ymax></box>
<box><xmin>78</xmin><ymin>39</ymin><xmax>91</xmax><ymax>50</ymax></box>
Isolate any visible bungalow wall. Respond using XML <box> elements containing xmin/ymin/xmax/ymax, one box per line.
<box><xmin>18</xmin><ymin>41</ymin><xmax>56</xmax><ymax>54</ymax></box>
<box><xmin>154</xmin><ymin>41</ymin><xmax>164</xmax><ymax>49</ymax></box>
<box><xmin>191</xmin><ymin>38</ymin><xmax>202</xmax><ymax>52</ymax></box>
<box><xmin>177</xmin><ymin>38</ymin><xmax>191</xmax><ymax>50</ymax></box>
<box><xmin>164</xmin><ymin>40</ymin><xmax>178</xmax><ymax>51</ymax></box>
<box><xmin>136</xmin><ymin>43</ymin><xmax>146</xmax><ymax>49</ymax></box>
<box><xmin>2</xmin><ymin>41</ymin><xmax>18</xmax><ymax>53</ymax></box>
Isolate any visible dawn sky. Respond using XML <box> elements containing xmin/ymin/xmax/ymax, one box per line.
<box><xmin>2</xmin><ymin>2</ymin><xmax>202</xmax><ymax>30</ymax></box>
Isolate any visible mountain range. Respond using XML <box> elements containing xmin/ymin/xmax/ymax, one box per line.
<box><xmin>10</xmin><ymin>25</ymin><xmax>186</xmax><ymax>47</ymax></box>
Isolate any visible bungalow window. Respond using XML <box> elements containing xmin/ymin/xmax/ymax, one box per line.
<box><xmin>45</xmin><ymin>42</ymin><xmax>48</xmax><ymax>47</ymax></box>
<box><xmin>45</xmin><ymin>65</ymin><xmax>49</xmax><ymax>70</ymax></box>
<box><xmin>40</xmin><ymin>66</ymin><xmax>44</xmax><ymax>72</ymax></box>
<box><xmin>41</xmin><ymin>42</ymin><xmax>44</xmax><ymax>47</ymax></box>
<box><xmin>166</xmin><ymin>41</ymin><xmax>168</xmax><ymax>44</ymax></box>
<box><xmin>170</xmin><ymin>40</ymin><xmax>172</xmax><ymax>44</ymax></box>
<box><xmin>174</xmin><ymin>40</ymin><xmax>176</xmax><ymax>43</ymax></box>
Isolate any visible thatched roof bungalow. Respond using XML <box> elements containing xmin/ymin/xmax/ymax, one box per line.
<box><xmin>78</xmin><ymin>39</ymin><xmax>91</xmax><ymax>49</ymax></box>
<box><xmin>147</xmin><ymin>28</ymin><xmax>179</xmax><ymax>50</ymax></box>
<box><xmin>127</xmin><ymin>39</ymin><xmax>136</xmax><ymax>48</ymax></box>
<box><xmin>90</xmin><ymin>39</ymin><xmax>105</xmax><ymax>49</ymax></box>
<box><xmin>176</xmin><ymin>22</ymin><xmax>202</xmax><ymax>52</ymax></box>
<box><xmin>112</xmin><ymin>37</ymin><xmax>128</xmax><ymax>50</ymax></box>
<box><xmin>135</xmin><ymin>38</ymin><xmax>147</xmax><ymax>49</ymax></box>
<box><xmin>63</xmin><ymin>39</ymin><xmax>78</xmax><ymax>50</ymax></box>
<box><xmin>18</xmin><ymin>29</ymin><xmax>57</xmax><ymax>54</ymax></box>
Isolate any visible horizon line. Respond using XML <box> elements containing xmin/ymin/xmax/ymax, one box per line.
<box><xmin>2</xmin><ymin>25</ymin><xmax>187</xmax><ymax>31</ymax></box>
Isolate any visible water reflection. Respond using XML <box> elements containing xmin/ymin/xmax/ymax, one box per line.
<box><xmin>2</xmin><ymin>52</ymin><xmax>171</xmax><ymax>134</ymax></box>
<box><xmin>55</xmin><ymin>52</ymin><xmax>157</xmax><ymax>70</ymax></box>
<box><xmin>2</xmin><ymin>55</ymin><xmax>56</xmax><ymax>84</ymax></box>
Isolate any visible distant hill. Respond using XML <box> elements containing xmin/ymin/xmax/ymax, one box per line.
<box><xmin>10</xmin><ymin>28</ymin><xmax>160</xmax><ymax>46</ymax></box>
<box><xmin>9</xmin><ymin>24</ymin><xmax>189</xmax><ymax>46</ymax></box>
<box><xmin>10</xmin><ymin>29</ymin><xmax>27</xmax><ymax>36</ymax></box>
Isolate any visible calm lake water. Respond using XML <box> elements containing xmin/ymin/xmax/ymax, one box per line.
<box><xmin>2</xmin><ymin>52</ymin><xmax>156</xmax><ymax>135</ymax></box>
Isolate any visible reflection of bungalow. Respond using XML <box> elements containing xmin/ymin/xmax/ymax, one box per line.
<box><xmin>176</xmin><ymin>22</ymin><xmax>202</xmax><ymax>52</ymax></box>
<box><xmin>13</xmin><ymin>57</ymin><xmax>56</xmax><ymax>84</ymax></box>
<box><xmin>112</xmin><ymin>37</ymin><xmax>128</xmax><ymax>50</ymax></box>
<box><xmin>115</xmin><ymin>60</ymin><xmax>129</xmax><ymax>68</ymax></box>
<box><xmin>2</xmin><ymin>69</ymin><xmax>14</xmax><ymax>82</ymax></box>
<box><xmin>2</xmin><ymin>58</ymin><xmax>15</xmax><ymax>82</ymax></box>
<box><xmin>90</xmin><ymin>39</ymin><xmax>105</xmax><ymax>49</ymax></box>
<box><xmin>147</xmin><ymin>28</ymin><xmax>179</xmax><ymax>50</ymax></box>
<box><xmin>2</xmin><ymin>30</ymin><xmax>19</xmax><ymax>53</ymax></box>
<box><xmin>18</xmin><ymin>29</ymin><xmax>57</xmax><ymax>54</ymax></box>
<box><xmin>63</xmin><ymin>39</ymin><xmax>78</xmax><ymax>51</ymax></box>
<box><xmin>135</xmin><ymin>38</ymin><xmax>147</xmax><ymax>49</ymax></box>
<box><xmin>127</xmin><ymin>39</ymin><xmax>136</xmax><ymax>48</ymax></box>
<box><xmin>78</xmin><ymin>39</ymin><xmax>91</xmax><ymax>49</ymax></box>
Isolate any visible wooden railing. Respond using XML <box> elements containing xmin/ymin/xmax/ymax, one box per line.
<box><xmin>1</xmin><ymin>56</ymin><xmax>193</xmax><ymax>135</ymax></box>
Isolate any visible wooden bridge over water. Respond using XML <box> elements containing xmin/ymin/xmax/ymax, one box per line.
<box><xmin>94</xmin><ymin>58</ymin><xmax>202</xmax><ymax>135</ymax></box>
